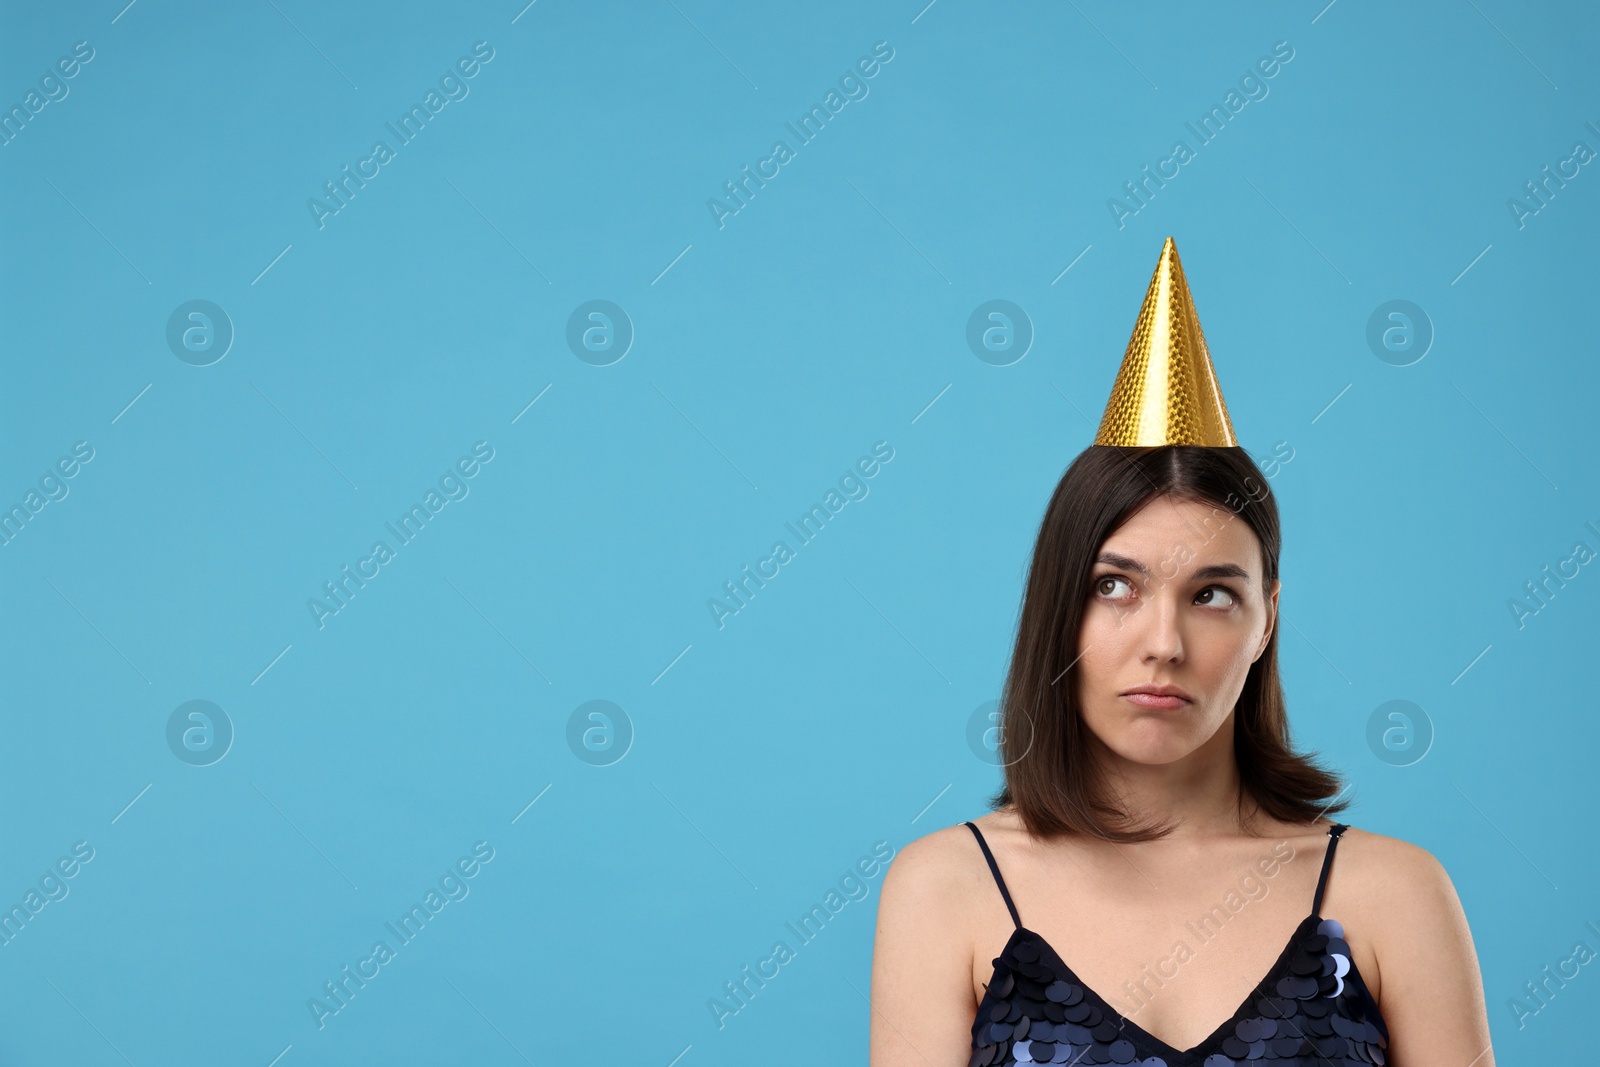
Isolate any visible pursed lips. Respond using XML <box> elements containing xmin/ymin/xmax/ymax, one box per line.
<box><xmin>1120</xmin><ymin>686</ymin><xmax>1193</xmax><ymax>709</ymax></box>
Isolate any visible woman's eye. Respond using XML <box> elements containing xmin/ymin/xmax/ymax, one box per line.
<box><xmin>1094</xmin><ymin>575</ymin><xmax>1134</xmax><ymax>599</ymax></box>
<box><xmin>1197</xmin><ymin>586</ymin><xmax>1237</xmax><ymax>608</ymax></box>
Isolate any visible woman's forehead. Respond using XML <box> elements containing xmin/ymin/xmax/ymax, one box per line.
<box><xmin>1100</xmin><ymin>497</ymin><xmax>1263</xmax><ymax>570</ymax></box>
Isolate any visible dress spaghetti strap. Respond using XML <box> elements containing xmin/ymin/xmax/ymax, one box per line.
<box><xmin>965</xmin><ymin>821</ymin><xmax>1022</xmax><ymax>929</ymax></box>
<box><xmin>966</xmin><ymin>820</ymin><xmax>1349</xmax><ymax>928</ymax></box>
<box><xmin>1311</xmin><ymin>822</ymin><xmax>1349</xmax><ymax>918</ymax></box>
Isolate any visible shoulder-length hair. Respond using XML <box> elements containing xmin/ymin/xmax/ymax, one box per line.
<box><xmin>988</xmin><ymin>444</ymin><xmax>1349</xmax><ymax>842</ymax></box>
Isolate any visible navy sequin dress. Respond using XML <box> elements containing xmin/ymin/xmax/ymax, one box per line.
<box><xmin>964</xmin><ymin>822</ymin><xmax>1390</xmax><ymax>1067</ymax></box>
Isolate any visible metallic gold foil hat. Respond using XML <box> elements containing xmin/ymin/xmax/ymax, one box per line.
<box><xmin>1093</xmin><ymin>236</ymin><xmax>1238</xmax><ymax>447</ymax></box>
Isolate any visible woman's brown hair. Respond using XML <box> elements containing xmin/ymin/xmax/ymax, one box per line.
<box><xmin>988</xmin><ymin>444</ymin><xmax>1349</xmax><ymax>842</ymax></box>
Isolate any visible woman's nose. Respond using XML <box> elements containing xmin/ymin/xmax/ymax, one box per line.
<box><xmin>1136</xmin><ymin>595</ymin><xmax>1184</xmax><ymax>663</ymax></box>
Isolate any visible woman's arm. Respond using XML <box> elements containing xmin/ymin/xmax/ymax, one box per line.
<box><xmin>1372</xmin><ymin>841</ymin><xmax>1496</xmax><ymax>1066</ymax></box>
<box><xmin>869</xmin><ymin>830</ymin><xmax>982</xmax><ymax>1067</ymax></box>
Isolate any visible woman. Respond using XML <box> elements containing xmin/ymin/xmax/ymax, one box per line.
<box><xmin>869</xmin><ymin>239</ymin><xmax>1494</xmax><ymax>1067</ymax></box>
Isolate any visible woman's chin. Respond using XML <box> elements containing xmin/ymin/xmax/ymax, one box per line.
<box><xmin>1098</xmin><ymin>725</ymin><xmax>1210</xmax><ymax>765</ymax></box>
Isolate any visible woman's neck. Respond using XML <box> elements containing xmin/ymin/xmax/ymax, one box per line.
<box><xmin>1086</xmin><ymin>718</ymin><xmax>1269</xmax><ymax>840</ymax></box>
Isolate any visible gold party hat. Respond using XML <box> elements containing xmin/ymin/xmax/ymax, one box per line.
<box><xmin>1093</xmin><ymin>236</ymin><xmax>1238</xmax><ymax>447</ymax></box>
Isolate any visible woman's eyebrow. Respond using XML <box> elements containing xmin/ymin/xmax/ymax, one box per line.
<box><xmin>1193</xmin><ymin>562</ymin><xmax>1253</xmax><ymax>584</ymax></box>
<box><xmin>1096</xmin><ymin>552</ymin><xmax>1150</xmax><ymax>574</ymax></box>
<box><xmin>1095</xmin><ymin>552</ymin><xmax>1253</xmax><ymax>584</ymax></box>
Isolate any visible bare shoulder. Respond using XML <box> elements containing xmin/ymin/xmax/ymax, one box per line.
<box><xmin>1332</xmin><ymin>825</ymin><xmax>1494</xmax><ymax>1063</ymax></box>
<box><xmin>879</xmin><ymin>817</ymin><xmax>993</xmax><ymax>919</ymax></box>
<box><xmin>1333</xmin><ymin>824</ymin><xmax>1459</xmax><ymax>909</ymax></box>
<box><xmin>877</xmin><ymin>814</ymin><xmax>1029</xmax><ymax>947</ymax></box>
<box><xmin>1331</xmin><ymin>825</ymin><xmax>1479</xmax><ymax>996</ymax></box>
<box><xmin>870</xmin><ymin>818</ymin><xmax>1000</xmax><ymax>1064</ymax></box>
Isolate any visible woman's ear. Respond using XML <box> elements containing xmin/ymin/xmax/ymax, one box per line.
<box><xmin>1255</xmin><ymin>578</ymin><xmax>1282</xmax><ymax>661</ymax></box>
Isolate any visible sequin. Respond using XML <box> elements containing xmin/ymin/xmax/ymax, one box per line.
<box><xmin>1277</xmin><ymin>974</ymin><xmax>1318</xmax><ymax>998</ymax></box>
<box><xmin>968</xmin><ymin>918</ymin><xmax>1390</xmax><ymax>1066</ymax></box>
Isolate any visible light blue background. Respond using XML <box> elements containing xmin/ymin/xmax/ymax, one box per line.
<box><xmin>2</xmin><ymin>0</ymin><xmax>1597</xmax><ymax>1063</ymax></box>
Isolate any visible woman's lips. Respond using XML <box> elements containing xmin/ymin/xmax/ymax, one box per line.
<box><xmin>1121</xmin><ymin>693</ymin><xmax>1191</xmax><ymax>709</ymax></box>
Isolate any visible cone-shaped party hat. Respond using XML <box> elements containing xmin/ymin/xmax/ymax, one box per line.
<box><xmin>1093</xmin><ymin>236</ymin><xmax>1238</xmax><ymax>447</ymax></box>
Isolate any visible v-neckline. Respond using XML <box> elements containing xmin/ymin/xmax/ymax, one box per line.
<box><xmin>999</xmin><ymin>910</ymin><xmax>1320</xmax><ymax>1062</ymax></box>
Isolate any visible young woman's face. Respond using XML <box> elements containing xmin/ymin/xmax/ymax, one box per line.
<box><xmin>1074</xmin><ymin>494</ymin><xmax>1280</xmax><ymax>766</ymax></box>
